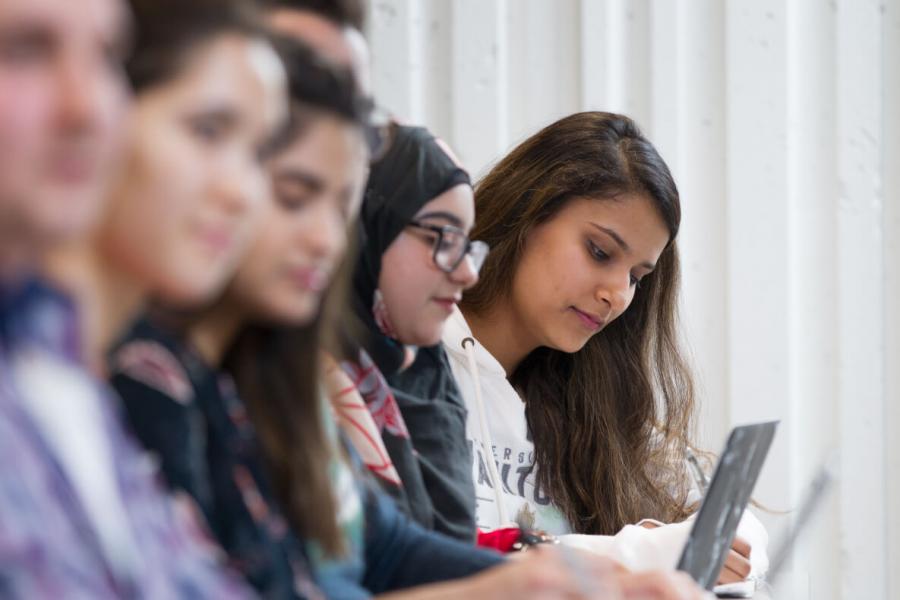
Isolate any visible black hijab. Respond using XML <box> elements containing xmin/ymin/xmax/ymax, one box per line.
<box><xmin>352</xmin><ymin>125</ymin><xmax>470</xmax><ymax>375</ymax></box>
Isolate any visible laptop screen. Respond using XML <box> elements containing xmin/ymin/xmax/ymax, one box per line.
<box><xmin>676</xmin><ymin>420</ymin><xmax>779</xmax><ymax>589</ymax></box>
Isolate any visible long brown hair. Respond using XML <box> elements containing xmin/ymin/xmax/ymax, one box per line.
<box><xmin>220</xmin><ymin>37</ymin><xmax>369</xmax><ymax>558</ymax></box>
<box><xmin>462</xmin><ymin>112</ymin><xmax>695</xmax><ymax>534</ymax></box>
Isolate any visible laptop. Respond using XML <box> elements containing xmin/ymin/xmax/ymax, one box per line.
<box><xmin>676</xmin><ymin>420</ymin><xmax>779</xmax><ymax>591</ymax></box>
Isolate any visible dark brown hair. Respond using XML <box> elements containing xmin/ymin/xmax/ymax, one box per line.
<box><xmin>462</xmin><ymin>111</ymin><xmax>695</xmax><ymax>534</ymax></box>
<box><xmin>223</xmin><ymin>321</ymin><xmax>344</xmax><ymax>555</ymax></box>
<box><xmin>219</xmin><ymin>38</ymin><xmax>368</xmax><ymax>558</ymax></box>
<box><xmin>125</xmin><ymin>0</ymin><xmax>264</xmax><ymax>92</ymax></box>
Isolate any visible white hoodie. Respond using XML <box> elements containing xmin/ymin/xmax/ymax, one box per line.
<box><xmin>442</xmin><ymin>306</ymin><xmax>769</xmax><ymax>577</ymax></box>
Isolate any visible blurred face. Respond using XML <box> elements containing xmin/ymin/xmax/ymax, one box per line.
<box><xmin>96</xmin><ymin>34</ymin><xmax>287</xmax><ymax>306</ymax></box>
<box><xmin>508</xmin><ymin>194</ymin><xmax>670</xmax><ymax>353</ymax></box>
<box><xmin>0</xmin><ymin>0</ymin><xmax>129</xmax><ymax>264</ymax></box>
<box><xmin>378</xmin><ymin>184</ymin><xmax>480</xmax><ymax>346</ymax></box>
<box><xmin>227</xmin><ymin>114</ymin><xmax>367</xmax><ymax>324</ymax></box>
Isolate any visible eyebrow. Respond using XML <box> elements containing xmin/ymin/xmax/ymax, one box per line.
<box><xmin>589</xmin><ymin>222</ymin><xmax>657</xmax><ymax>271</ymax></box>
<box><xmin>273</xmin><ymin>168</ymin><xmax>324</xmax><ymax>194</ymax></box>
<box><xmin>415</xmin><ymin>210</ymin><xmax>463</xmax><ymax>227</ymax></box>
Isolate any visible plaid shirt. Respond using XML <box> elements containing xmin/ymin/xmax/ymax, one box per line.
<box><xmin>0</xmin><ymin>278</ymin><xmax>253</xmax><ymax>599</ymax></box>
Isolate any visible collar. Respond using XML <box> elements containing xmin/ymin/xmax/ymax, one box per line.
<box><xmin>0</xmin><ymin>275</ymin><xmax>81</xmax><ymax>361</ymax></box>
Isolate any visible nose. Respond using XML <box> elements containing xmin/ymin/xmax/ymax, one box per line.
<box><xmin>57</xmin><ymin>52</ymin><xmax>109</xmax><ymax>137</ymax></box>
<box><xmin>299</xmin><ymin>199</ymin><xmax>345</xmax><ymax>262</ymax></box>
<box><xmin>594</xmin><ymin>268</ymin><xmax>631</xmax><ymax>316</ymax></box>
<box><xmin>448</xmin><ymin>253</ymin><xmax>479</xmax><ymax>289</ymax></box>
<box><xmin>216</xmin><ymin>154</ymin><xmax>266</xmax><ymax>218</ymax></box>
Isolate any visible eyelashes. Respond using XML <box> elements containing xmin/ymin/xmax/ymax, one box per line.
<box><xmin>587</xmin><ymin>239</ymin><xmax>641</xmax><ymax>288</ymax></box>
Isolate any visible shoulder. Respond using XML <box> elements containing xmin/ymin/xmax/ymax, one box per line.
<box><xmin>109</xmin><ymin>326</ymin><xmax>194</xmax><ymax>406</ymax></box>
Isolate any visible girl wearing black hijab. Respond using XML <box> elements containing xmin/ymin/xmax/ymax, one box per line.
<box><xmin>331</xmin><ymin>125</ymin><xmax>488</xmax><ymax>542</ymax></box>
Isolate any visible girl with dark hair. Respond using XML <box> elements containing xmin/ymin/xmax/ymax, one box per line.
<box><xmin>108</xmin><ymin>34</ymin><xmax>369</xmax><ymax>598</ymax></box>
<box><xmin>333</xmin><ymin>125</ymin><xmax>486</xmax><ymax>542</ymax></box>
<box><xmin>31</xmin><ymin>0</ymin><xmax>288</xmax><ymax>595</ymax></box>
<box><xmin>395</xmin><ymin>112</ymin><xmax>768</xmax><ymax>585</ymax></box>
<box><xmin>48</xmin><ymin>0</ymin><xmax>287</xmax><ymax>371</ymax></box>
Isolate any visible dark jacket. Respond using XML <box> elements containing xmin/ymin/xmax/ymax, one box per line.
<box><xmin>109</xmin><ymin>316</ymin><xmax>501</xmax><ymax>599</ymax></box>
<box><xmin>387</xmin><ymin>345</ymin><xmax>478</xmax><ymax>542</ymax></box>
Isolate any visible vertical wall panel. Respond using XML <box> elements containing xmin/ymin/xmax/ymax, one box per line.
<box><xmin>835</xmin><ymin>1</ymin><xmax>888</xmax><ymax>598</ymax></box>
<box><xmin>666</xmin><ymin>0</ymin><xmax>729</xmax><ymax>453</ymax></box>
<box><xmin>785</xmin><ymin>0</ymin><xmax>839</xmax><ymax>596</ymax></box>
<box><xmin>368</xmin><ymin>0</ymin><xmax>426</xmax><ymax>121</ymax></box>
<box><xmin>885</xmin><ymin>0</ymin><xmax>900</xmax><ymax>595</ymax></box>
<box><xmin>579</xmin><ymin>0</ymin><xmax>608</xmax><ymax>111</ymax></box>
<box><xmin>724</xmin><ymin>0</ymin><xmax>792</xmax><ymax>511</ymax></box>
<box><xmin>450</xmin><ymin>0</ymin><xmax>508</xmax><ymax>177</ymax></box>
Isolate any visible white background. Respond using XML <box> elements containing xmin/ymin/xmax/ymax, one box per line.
<box><xmin>365</xmin><ymin>1</ymin><xmax>900</xmax><ymax>598</ymax></box>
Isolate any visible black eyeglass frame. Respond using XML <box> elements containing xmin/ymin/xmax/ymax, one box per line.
<box><xmin>406</xmin><ymin>220</ymin><xmax>489</xmax><ymax>274</ymax></box>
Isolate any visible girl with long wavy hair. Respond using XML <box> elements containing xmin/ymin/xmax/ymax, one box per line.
<box><xmin>397</xmin><ymin>111</ymin><xmax>768</xmax><ymax>586</ymax></box>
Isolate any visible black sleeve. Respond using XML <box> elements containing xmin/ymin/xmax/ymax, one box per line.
<box><xmin>388</xmin><ymin>345</ymin><xmax>478</xmax><ymax>542</ymax></box>
<box><xmin>110</xmin><ymin>373</ymin><xmax>215</xmax><ymax>520</ymax></box>
<box><xmin>361</xmin><ymin>484</ymin><xmax>503</xmax><ymax>594</ymax></box>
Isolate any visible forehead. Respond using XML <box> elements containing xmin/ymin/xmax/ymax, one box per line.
<box><xmin>148</xmin><ymin>34</ymin><xmax>286</xmax><ymax>128</ymax></box>
<box><xmin>415</xmin><ymin>184</ymin><xmax>475</xmax><ymax>227</ymax></box>
<box><xmin>0</xmin><ymin>0</ymin><xmax>125</xmax><ymax>40</ymax></box>
<box><xmin>555</xmin><ymin>194</ymin><xmax>671</xmax><ymax>251</ymax></box>
<box><xmin>273</xmin><ymin>115</ymin><xmax>366</xmax><ymax>173</ymax></box>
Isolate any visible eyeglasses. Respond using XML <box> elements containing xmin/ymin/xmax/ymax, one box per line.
<box><xmin>407</xmin><ymin>221</ymin><xmax>490</xmax><ymax>274</ymax></box>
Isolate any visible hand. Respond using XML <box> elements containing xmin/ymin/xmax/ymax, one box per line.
<box><xmin>619</xmin><ymin>571</ymin><xmax>711</xmax><ymax>600</ymax></box>
<box><xmin>464</xmin><ymin>547</ymin><xmax>707</xmax><ymax>600</ymax></box>
<box><xmin>716</xmin><ymin>535</ymin><xmax>752</xmax><ymax>585</ymax></box>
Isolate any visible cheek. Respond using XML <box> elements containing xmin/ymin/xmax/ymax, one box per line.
<box><xmin>132</xmin><ymin>136</ymin><xmax>198</xmax><ymax>221</ymax></box>
<box><xmin>0</xmin><ymin>78</ymin><xmax>52</xmax><ymax>184</ymax></box>
<box><xmin>118</xmin><ymin>131</ymin><xmax>211</xmax><ymax>256</ymax></box>
<box><xmin>0</xmin><ymin>73</ymin><xmax>52</xmax><ymax>137</ymax></box>
<box><xmin>378</xmin><ymin>241</ymin><xmax>436</xmax><ymax>336</ymax></box>
<box><xmin>237</xmin><ymin>224</ymin><xmax>318</xmax><ymax>323</ymax></box>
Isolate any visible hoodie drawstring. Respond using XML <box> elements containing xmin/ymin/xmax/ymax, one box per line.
<box><xmin>462</xmin><ymin>336</ymin><xmax>511</xmax><ymax>527</ymax></box>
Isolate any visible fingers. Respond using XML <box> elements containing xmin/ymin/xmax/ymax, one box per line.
<box><xmin>716</xmin><ymin>549</ymin><xmax>752</xmax><ymax>584</ymax></box>
<box><xmin>731</xmin><ymin>535</ymin><xmax>752</xmax><ymax>558</ymax></box>
<box><xmin>507</xmin><ymin>546</ymin><xmax>605</xmax><ymax>598</ymax></box>
<box><xmin>619</xmin><ymin>570</ymin><xmax>708</xmax><ymax>600</ymax></box>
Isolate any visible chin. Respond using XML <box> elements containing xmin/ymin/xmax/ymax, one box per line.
<box><xmin>157</xmin><ymin>272</ymin><xmax>225</xmax><ymax>308</ymax></box>
<box><xmin>282</xmin><ymin>300</ymin><xmax>317</xmax><ymax>326</ymax></box>
<box><xmin>407</xmin><ymin>326</ymin><xmax>443</xmax><ymax>348</ymax></box>
<box><xmin>34</xmin><ymin>193</ymin><xmax>106</xmax><ymax>243</ymax></box>
<box><xmin>547</xmin><ymin>334</ymin><xmax>591</xmax><ymax>355</ymax></box>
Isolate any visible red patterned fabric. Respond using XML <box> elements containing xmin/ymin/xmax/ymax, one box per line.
<box><xmin>341</xmin><ymin>351</ymin><xmax>409</xmax><ymax>439</ymax></box>
<box><xmin>324</xmin><ymin>355</ymin><xmax>402</xmax><ymax>485</ymax></box>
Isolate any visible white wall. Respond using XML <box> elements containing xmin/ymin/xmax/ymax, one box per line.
<box><xmin>366</xmin><ymin>2</ymin><xmax>899</xmax><ymax>598</ymax></box>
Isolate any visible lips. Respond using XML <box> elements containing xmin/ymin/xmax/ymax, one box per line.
<box><xmin>49</xmin><ymin>153</ymin><xmax>99</xmax><ymax>185</ymax></box>
<box><xmin>290</xmin><ymin>266</ymin><xmax>328</xmax><ymax>292</ymax></box>
<box><xmin>571</xmin><ymin>306</ymin><xmax>606</xmax><ymax>332</ymax></box>
<box><xmin>433</xmin><ymin>296</ymin><xmax>461</xmax><ymax>312</ymax></box>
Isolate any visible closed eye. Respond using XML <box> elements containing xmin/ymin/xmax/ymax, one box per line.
<box><xmin>587</xmin><ymin>239</ymin><xmax>609</xmax><ymax>263</ymax></box>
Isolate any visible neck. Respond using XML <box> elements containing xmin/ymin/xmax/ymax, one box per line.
<box><xmin>0</xmin><ymin>242</ymin><xmax>31</xmax><ymax>280</ymax></box>
<box><xmin>42</xmin><ymin>240</ymin><xmax>145</xmax><ymax>376</ymax></box>
<box><xmin>462</xmin><ymin>301</ymin><xmax>538</xmax><ymax>376</ymax></box>
<box><xmin>187</xmin><ymin>299</ymin><xmax>245</xmax><ymax>367</ymax></box>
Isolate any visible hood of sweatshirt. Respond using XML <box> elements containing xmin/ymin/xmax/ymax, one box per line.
<box><xmin>441</xmin><ymin>306</ymin><xmax>571</xmax><ymax>534</ymax></box>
